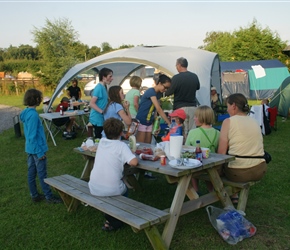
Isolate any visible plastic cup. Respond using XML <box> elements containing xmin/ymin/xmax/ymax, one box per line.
<box><xmin>202</xmin><ymin>148</ymin><xmax>210</xmax><ymax>159</ymax></box>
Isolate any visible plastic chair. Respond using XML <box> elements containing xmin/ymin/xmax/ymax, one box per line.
<box><xmin>268</xmin><ymin>106</ymin><xmax>278</xmax><ymax>131</ymax></box>
<box><xmin>213</xmin><ymin>113</ymin><xmax>230</xmax><ymax>131</ymax></box>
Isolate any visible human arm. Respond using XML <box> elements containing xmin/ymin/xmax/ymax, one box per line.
<box><xmin>128</xmin><ymin>157</ymin><xmax>138</xmax><ymax>167</ymax></box>
<box><xmin>217</xmin><ymin>118</ymin><xmax>230</xmax><ymax>154</ymax></box>
<box><xmin>27</xmin><ymin>112</ymin><xmax>46</xmax><ymax>159</ymax></box>
<box><xmin>67</xmin><ymin>88</ymin><xmax>71</xmax><ymax>99</ymax></box>
<box><xmin>78</xmin><ymin>87</ymin><xmax>82</xmax><ymax>100</ymax></box>
<box><xmin>90</xmin><ymin>96</ymin><xmax>103</xmax><ymax>114</ymax></box>
<box><xmin>133</xmin><ymin>95</ymin><xmax>139</xmax><ymax>112</ymax></box>
<box><xmin>150</xmin><ymin>96</ymin><xmax>170</xmax><ymax>126</ymax></box>
<box><xmin>118</xmin><ymin>101</ymin><xmax>132</xmax><ymax>126</ymax></box>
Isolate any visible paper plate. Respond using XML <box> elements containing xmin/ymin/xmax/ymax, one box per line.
<box><xmin>169</xmin><ymin>159</ymin><xmax>202</xmax><ymax>169</ymax></box>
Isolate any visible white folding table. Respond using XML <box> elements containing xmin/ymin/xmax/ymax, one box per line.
<box><xmin>40</xmin><ymin>110</ymin><xmax>89</xmax><ymax>146</ymax></box>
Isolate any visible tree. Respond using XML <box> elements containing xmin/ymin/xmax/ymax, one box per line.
<box><xmin>118</xmin><ymin>44</ymin><xmax>134</xmax><ymax>49</ymax></box>
<box><xmin>87</xmin><ymin>46</ymin><xmax>101</xmax><ymax>60</ymax></box>
<box><xmin>32</xmin><ymin>18</ymin><xmax>83</xmax><ymax>87</ymax></box>
<box><xmin>200</xmin><ymin>20</ymin><xmax>288</xmax><ymax>63</ymax></box>
<box><xmin>100</xmin><ymin>42</ymin><xmax>113</xmax><ymax>54</ymax></box>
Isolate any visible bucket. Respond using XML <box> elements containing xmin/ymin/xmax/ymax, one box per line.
<box><xmin>13</xmin><ymin>115</ymin><xmax>22</xmax><ymax>138</ymax></box>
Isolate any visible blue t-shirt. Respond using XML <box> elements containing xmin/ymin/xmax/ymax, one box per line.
<box><xmin>102</xmin><ymin>102</ymin><xmax>123</xmax><ymax>137</ymax></box>
<box><xmin>89</xmin><ymin>83</ymin><xmax>108</xmax><ymax>126</ymax></box>
<box><xmin>104</xmin><ymin>102</ymin><xmax>123</xmax><ymax>121</ymax></box>
<box><xmin>136</xmin><ymin>88</ymin><xmax>162</xmax><ymax>126</ymax></box>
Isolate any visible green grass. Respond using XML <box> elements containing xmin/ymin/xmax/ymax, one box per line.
<box><xmin>1</xmin><ymin>95</ymin><xmax>290</xmax><ymax>249</ymax></box>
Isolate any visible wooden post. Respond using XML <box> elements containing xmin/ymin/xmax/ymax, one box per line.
<box><xmin>14</xmin><ymin>81</ymin><xmax>19</xmax><ymax>96</ymax></box>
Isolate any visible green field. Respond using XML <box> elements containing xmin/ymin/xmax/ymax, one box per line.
<box><xmin>0</xmin><ymin>95</ymin><xmax>289</xmax><ymax>249</ymax></box>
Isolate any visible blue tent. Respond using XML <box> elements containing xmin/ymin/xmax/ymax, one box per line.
<box><xmin>220</xmin><ymin>60</ymin><xmax>289</xmax><ymax>100</ymax></box>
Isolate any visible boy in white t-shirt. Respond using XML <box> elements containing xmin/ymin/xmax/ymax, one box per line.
<box><xmin>88</xmin><ymin>117</ymin><xmax>138</xmax><ymax>231</ymax></box>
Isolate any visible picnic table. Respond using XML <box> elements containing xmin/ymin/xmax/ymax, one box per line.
<box><xmin>72</xmin><ymin>142</ymin><xmax>235</xmax><ymax>249</ymax></box>
<box><xmin>40</xmin><ymin>110</ymin><xmax>89</xmax><ymax>146</ymax></box>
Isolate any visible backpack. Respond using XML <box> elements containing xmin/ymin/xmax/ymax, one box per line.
<box><xmin>199</xmin><ymin>127</ymin><xmax>218</xmax><ymax>153</ymax></box>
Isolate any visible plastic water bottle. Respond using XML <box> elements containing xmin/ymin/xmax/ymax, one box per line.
<box><xmin>59</xmin><ymin>105</ymin><xmax>64</xmax><ymax>116</ymax></box>
<box><xmin>170</xmin><ymin>119</ymin><xmax>177</xmax><ymax>129</ymax></box>
<box><xmin>69</xmin><ymin>99</ymin><xmax>73</xmax><ymax>110</ymax></box>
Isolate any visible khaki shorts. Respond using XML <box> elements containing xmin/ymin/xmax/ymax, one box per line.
<box><xmin>224</xmin><ymin>161</ymin><xmax>267</xmax><ymax>182</ymax></box>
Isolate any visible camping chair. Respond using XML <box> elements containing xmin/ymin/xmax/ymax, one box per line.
<box><xmin>268</xmin><ymin>106</ymin><xmax>278</xmax><ymax>131</ymax></box>
<box><xmin>213</xmin><ymin>113</ymin><xmax>230</xmax><ymax>131</ymax></box>
<box><xmin>50</xmin><ymin>117</ymin><xmax>70</xmax><ymax>139</ymax></box>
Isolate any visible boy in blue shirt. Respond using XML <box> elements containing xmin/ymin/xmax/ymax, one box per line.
<box><xmin>20</xmin><ymin>89</ymin><xmax>62</xmax><ymax>204</ymax></box>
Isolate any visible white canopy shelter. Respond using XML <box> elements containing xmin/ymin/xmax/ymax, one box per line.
<box><xmin>49</xmin><ymin>46</ymin><xmax>221</xmax><ymax>110</ymax></box>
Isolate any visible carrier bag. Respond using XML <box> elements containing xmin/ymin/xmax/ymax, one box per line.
<box><xmin>206</xmin><ymin>205</ymin><xmax>257</xmax><ymax>245</ymax></box>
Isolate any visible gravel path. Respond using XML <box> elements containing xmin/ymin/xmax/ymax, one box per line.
<box><xmin>0</xmin><ymin>105</ymin><xmax>22</xmax><ymax>133</ymax></box>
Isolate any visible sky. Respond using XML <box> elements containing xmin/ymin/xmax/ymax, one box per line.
<box><xmin>0</xmin><ymin>0</ymin><xmax>290</xmax><ymax>50</ymax></box>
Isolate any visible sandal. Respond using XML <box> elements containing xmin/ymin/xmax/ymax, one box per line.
<box><xmin>102</xmin><ymin>221</ymin><xmax>115</xmax><ymax>232</ymax></box>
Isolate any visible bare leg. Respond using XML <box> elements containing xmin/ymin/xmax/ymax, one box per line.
<box><xmin>191</xmin><ymin>178</ymin><xmax>199</xmax><ymax>192</ymax></box>
<box><xmin>144</xmin><ymin>132</ymin><xmax>152</xmax><ymax>144</ymax></box>
<box><xmin>136</xmin><ymin>131</ymin><xmax>146</xmax><ymax>143</ymax></box>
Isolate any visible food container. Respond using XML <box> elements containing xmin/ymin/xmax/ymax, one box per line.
<box><xmin>139</xmin><ymin>153</ymin><xmax>159</xmax><ymax>161</ymax></box>
<box><xmin>201</xmin><ymin>148</ymin><xmax>210</xmax><ymax>159</ymax></box>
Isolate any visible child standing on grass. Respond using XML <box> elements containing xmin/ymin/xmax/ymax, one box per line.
<box><xmin>20</xmin><ymin>89</ymin><xmax>62</xmax><ymax>204</ymax></box>
<box><xmin>89</xmin><ymin>117</ymin><xmax>138</xmax><ymax>231</ymax></box>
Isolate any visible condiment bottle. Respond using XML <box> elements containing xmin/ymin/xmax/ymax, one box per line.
<box><xmin>60</xmin><ymin>105</ymin><xmax>64</xmax><ymax>116</ymax></box>
<box><xmin>195</xmin><ymin>140</ymin><xmax>202</xmax><ymax>162</ymax></box>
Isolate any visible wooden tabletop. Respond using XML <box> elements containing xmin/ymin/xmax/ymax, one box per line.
<box><xmin>73</xmin><ymin>145</ymin><xmax>234</xmax><ymax>178</ymax></box>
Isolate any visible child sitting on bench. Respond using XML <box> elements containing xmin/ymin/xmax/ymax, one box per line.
<box><xmin>88</xmin><ymin>117</ymin><xmax>138</xmax><ymax>231</ymax></box>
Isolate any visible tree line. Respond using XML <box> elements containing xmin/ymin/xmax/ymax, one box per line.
<box><xmin>0</xmin><ymin>18</ymin><xmax>288</xmax><ymax>90</ymax></box>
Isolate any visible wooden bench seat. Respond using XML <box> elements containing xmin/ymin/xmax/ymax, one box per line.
<box><xmin>196</xmin><ymin>174</ymin><xmax>257</xmax><ymax>211</ymax></box>
<box><xmin>44</xmin><ymin>174</ymin><xmax>170</xmax><ymax>249</ymax></box>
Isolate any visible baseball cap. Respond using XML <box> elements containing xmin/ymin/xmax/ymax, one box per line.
<box><xmin>169</xmin><ymin>109</ymin><xmax>186</xmax><ymax>120</ymax></box>
<box><xmin>211</xmin><ymin>86</ymin><xmax>216</xmax><ymax>91</ymax></box>
<box><xmin>61</xmin><ymin>97</ymin><xmax>69</xmax><ymax>102</ymax></box>
<box><xmin>43</xmin><ymin>96</ymin><xmax>50</xmax><ymax>103</ymax></box>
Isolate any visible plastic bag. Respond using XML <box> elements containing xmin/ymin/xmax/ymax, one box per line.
<box><xmin>206</xmin><ymin>205</ymin><xmax>256</xmax><ymax>245</ymax></box>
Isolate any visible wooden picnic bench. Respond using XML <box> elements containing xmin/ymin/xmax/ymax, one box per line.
<box><xmin>196</xmin><ymin>174</ymin><xmax>257</xmax><ymax>211</ymax></box>
<box><xmin>44</xmin><ymin>174</ymin><xmax>170</xmax><ymax>250</ymax></box>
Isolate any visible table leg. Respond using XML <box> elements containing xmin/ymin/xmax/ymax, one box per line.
<box><xmin>80</xmin><ymin>114</ymin><xmax>88</xmax><ymax>135</ymax></box>
<box><xmin>162</xmin><ymin>174</ymin><xmax>192</xmax><ymax>247</ymax></box>
<box><xmin>42</xmin><ymin>118</ymin><xmax>57</xmax><ymax>146</ymax></box>
<box><xmin>80</xmin><ymin>157</ymin><xmax>94</xmax><ymax>181</ymax></box>
<box><xmin>207</xmin><ymin>168</ymin><xmax>233</xmax><ymax>207</ymax></box>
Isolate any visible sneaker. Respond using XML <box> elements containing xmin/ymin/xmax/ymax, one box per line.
<box><xmin>46</xmin><ymin>196</ymin><xmax>63</xmax><ymax>204</ymax></box>
<box><xmin>32</xmin><ymin>194</ymin><xmax>45</xmax><ymax>203</ymax></box>
<box><xmin>144</xmin><ymin>172</ymin><xmax>157</xmax><ymax>180</ymax></box>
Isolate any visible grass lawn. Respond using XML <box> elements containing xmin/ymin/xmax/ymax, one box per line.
<box><xmin>0</xmin><ymin>94</ymin><xmax>290</xmax><ymax>249</ymax></box>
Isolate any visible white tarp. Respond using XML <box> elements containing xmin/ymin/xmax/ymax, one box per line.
<box><xmin>49</xmin><ymin>46</ymin><xmax>221</xmax><ymax>110</ymax></box>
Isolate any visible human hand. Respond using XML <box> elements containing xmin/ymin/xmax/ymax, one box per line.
<box><xmin>123</xmin><ymin>100</ymin><xmax>130</xmax><ymax>109</ymax></box>
<box><xmin>39</xmin><ymin>155</ymin><xmax>46</xmax><ymax>160</ymax></box>
<box><xmin>153</xmin><ymin>127</ymin><xmax>161</xmax><ymax>136</ymax></box>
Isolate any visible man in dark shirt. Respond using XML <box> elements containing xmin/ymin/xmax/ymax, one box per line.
<box><xmin>67</xmin><ymin>78</ymin><xmax>82</xmax><ymax>110</ymax></box>
<box><xmin>166</xmin><ymin>57</ymin><xmax>200</xmax><ymax>138</ymax></box>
